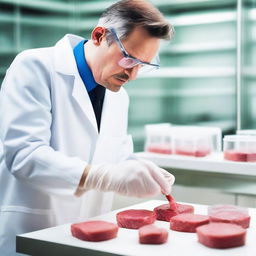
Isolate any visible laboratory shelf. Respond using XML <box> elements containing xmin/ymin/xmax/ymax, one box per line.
<box><xmin>79</xmin><ymin>11</ymin><xmax>236</xmax><ymax>31</ymax></box>
<box><xmin>74</xmin><ymin>19</ymin><xmax>99</xmax><ymax>30</ymax></box>
<box><xmin>68</xmin><ymin>10</ymin><xmax>236</xmax><ymax>31</ymax></box>
<box><xmin>139</xmin><ymin>67</ymin><xmax>235</xmax><ymax>78</ymax></box>
<box><xmin>0</xmin><ymin>0</ymin><xmax>72</xmax><ymax>13</ymax></box>
<box><xmin>162</xmin><ymin>41</ymin><xmax>236</xmax><ymax>54</ymax></box>
<box><xmin>19</xmin><ymin>16</ymin><xmax>70</xmax><ymax>28</ymax></box>
<box><xmin>151</xmin><ymin>0</ymin><xmax>236</xmax><ymax>9</ymax></box>
<box><xmin>0</xmin><ymin>13</ymin><xmax>15</xmax><ymax>23</ymax></box>
<box><xmin>136</xmin><ymin>151</ymin><xmax>256</xmax><ymax>177</ymax></box>
<box><xmin>167</xmin><ymin>11</ymin><xmax>236</xmax><ymax>27</ymax></box>
<box><xmin>0</xmin><ymin>48</ymin><xmax>18</xmax><ymax>55</ymax></box>
<box><xmin>77</xmin><ymin>0</ymin><xmax>236</xmax><ymax>16</ymax></box>
<box><xmin>78</xmin><ymin>1</ymin><xmax>114</xmax><ymax>14</ymax></box>
<box><xmin>194</xmin><ymin>120</ymin><xmax>236</xmax><ymax>132</ymax></box>
<box><xmin>249</xmin><ymin>8</ymin><xmax>256</xmax><ymax>21</ymax></box>
<box><xmin>128</xmin><ymin>87</ymin><xmax>234</xmax><ymax>98</ymax></box>
<box><xmin>38</xmin><ymin>10</ymin><xmax>237</xmax><ymax>32</ymax></box>
<box><xmin>0</xmin><ymin>13</ymin><xmax>97</xmax><ymax>30</ymax></box>
<box><xmin>244</xmin><ymin>67</ymin><xmax>256</xmax><ymax>78</ymax></box>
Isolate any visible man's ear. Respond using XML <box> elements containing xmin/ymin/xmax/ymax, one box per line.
<box><xmin>91</xmin><ymin>27</ymin><xmax>106</xmax><ymax>45</ymax></box>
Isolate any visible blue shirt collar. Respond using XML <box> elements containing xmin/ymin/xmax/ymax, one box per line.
<box><xmin>73</xmin><ymin>39</ymin><xmax>98</xmax><ymax>92</ymax></box>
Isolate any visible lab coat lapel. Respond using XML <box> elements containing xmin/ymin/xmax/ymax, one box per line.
<box><xmin>72</xmin><ymin>77</ymin><xmax>98</xmax><ymax>132</ymax></box>
<box><xmin>53</xmin><ymin>34</ymin><xmax>98</xmax><ymax>133</ymax></box>
<box><xmin>91</xmin><ymin>90</ymin><xmax>113</xmax><ymax>163</ymax></box>
<box><xmin>99</xmin><ymin>89</ymin><xmax>115</xmax><ymax>135</ymax></box>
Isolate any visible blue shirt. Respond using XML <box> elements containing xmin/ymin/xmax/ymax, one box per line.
<box><xmin>73</xmin><ymin>39</ymin><xmax>105</xmax><ymax>131</ymax></box>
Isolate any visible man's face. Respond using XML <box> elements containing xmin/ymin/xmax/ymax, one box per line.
<box><xmin>91</xmin><ymin>27</ymin><xmax>161</xmax><ymax>92</ymax></box>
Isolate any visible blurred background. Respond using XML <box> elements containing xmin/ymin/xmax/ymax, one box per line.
<box><xmin>1</xmin><ymin>0</ymin><xmax>256</xmax><ymax>209</ymax></box>
<box><xmin>0</xmin><ymin>0</ymin><xmax>255</xmax><ymax>152</ymax></box>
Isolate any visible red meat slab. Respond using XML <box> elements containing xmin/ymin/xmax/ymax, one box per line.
<box><xmin>139</xmin><ymin>224</ymin><xmax>168</xmax><ymax>244</ymax></box>
<box><xmin>170</xmin><ymin>213</ymin><xmax>210</xmax><ymax>232</ymax></box>
<box><xmin>209</xmin><ymin>210</ymin><xmax>250</xmax><ymax>228</ymax></box>
<box><xmin>71</xmin><ymin>220</ymin><xmax>118</xmax><ymax>242</ymax></box>
<box><xmin>154</xmin><ymin>203</ymin><xmax>194</xmax><ymax>222</ymax></box>
<box><xmin>116</xmin><ymin>209</ymin><xmax>156</xmax><ymax>229</ymax></box>
<box><xmin>196</xmin><ymin>223</ymin><xmax>246</xmax><ymax>249</ymax></box>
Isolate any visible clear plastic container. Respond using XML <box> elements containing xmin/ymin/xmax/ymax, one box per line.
<box><xmin>144</xmin><ymin>123</ymin><xmax>173</xmax><ymax>154</ymax></box>
<box><xmin>172</xmin><ymin>126</ymin><xmax>221</xmax><ymax>152</ymax></box>
<box><xmin>223</xmin><ymin>135</ymin><xmax>256</xmax><ymax>162</ymax></box>
<box><xmin>173</xmin><ymin>131</ymin><xmax>212</xmax><ymax>157</ymax></box>
<box><xmin>169</xmin><ymin>125</ymin><xmax>221</xmax><ymax>157</ymax></box>
<box><xmin>144</xmin><ymin>124</ymin><xmax>221</xmax><ymax>157</ymax></box>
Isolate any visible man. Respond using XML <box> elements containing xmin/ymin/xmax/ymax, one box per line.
<box><xmin>0</xmin><ymin>0</ymin><xmax>175</xmax><ymax>255</ymax></box>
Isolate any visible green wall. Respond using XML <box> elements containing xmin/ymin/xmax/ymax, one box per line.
<box><xmin>1</xmin><ymin>0</ymin><xmax>255</xmax><ymax>151</ymax></box>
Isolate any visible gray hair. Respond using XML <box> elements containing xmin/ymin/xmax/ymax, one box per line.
<box><xmin>97</xmin><ymin>0</ymin><xmax>174</xmax><ymax>43</ymax></box>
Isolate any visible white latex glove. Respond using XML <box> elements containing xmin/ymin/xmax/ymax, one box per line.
<box><xmin>84</xmin><ymin>159</ymin><xmax>175</xmax><ymax>198</ymax></box>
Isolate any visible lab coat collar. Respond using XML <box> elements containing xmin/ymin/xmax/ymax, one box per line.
<box><xmin>53</xmin><ymin>34</ymin><xmax>84</xmax><ymax>75</ymax></box>
<box><xmin>53</xmin><ymin>34</ymin><xmax>99</xmax><ymax>133</ymax></box>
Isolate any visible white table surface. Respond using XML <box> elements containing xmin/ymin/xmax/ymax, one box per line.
<box><xmin>136</xmin><ymin>152</ymin><xmax>256</xmax><ymax>176</ymax></box>
<box><xmin>17</xmin><ymin>200</ymin><xmax>256</xmax><ymax>256</ymax></box>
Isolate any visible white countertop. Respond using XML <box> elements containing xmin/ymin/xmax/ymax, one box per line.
<box><xmin>17</xmin><ymin>200</ymin><xmax>256</xmax><ymax>256</ymax></box>
<box><xmin>136</xmin><ymin>152</ymin><xmax>256</xmax><ymax>176</ymax></box>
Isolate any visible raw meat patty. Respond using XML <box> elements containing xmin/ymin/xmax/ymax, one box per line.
<box><xmin>209</xmin><ymin>210</ymin><xmax>250</xmax><ymax>228</ymax></box>
<box><xmin>139</xmin><ymin>224</ymin><xmax>168</xmax><ymax>244</ymax></box>
<box><xmin>116</xmin><ymin>209</ymin><xmax>156</xmax><ymax>229</ymax></box>
<box><xmin>196</xmin><ymin>223</ymin><xmax>246</xmax><ymax>249</ymax></box>
<box><xmin>71</xmin><ymin>220</ymin><xmax>118</xmax><ymax>242</ymax></box>
<box><xmin>154</xmin><ymin>203</ymin><xmax>194</xmax><ymax>222</ymax></box>
<box><xmin>170</xmin><ymin>213</ymin><xmax>210</xmax><ymax>232</ymax></box>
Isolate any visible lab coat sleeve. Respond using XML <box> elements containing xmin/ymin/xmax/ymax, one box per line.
<box><xmin>0</xmin><ymin>50</ymin><xmax>86</xmax><ymax>196</ymax></box>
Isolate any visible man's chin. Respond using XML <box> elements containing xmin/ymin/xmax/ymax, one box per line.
<box><xmin>104</xmin><ymin>82</ymin><xmax>124</xmax><ymax>92</ymax></box>
<box><xmin>98</xmin><ymin>82</ymin><xmax>121</xmax><ymax>92</ymax></box>
<box><xmin>103</xmin><ymin>78</ymin><xmax>128</xmax><ymax>92</ymax></box>
<box><xmin>108</xmin><ymin>84</ymin><xmax>122</xmax><ymax>92</ymax></box>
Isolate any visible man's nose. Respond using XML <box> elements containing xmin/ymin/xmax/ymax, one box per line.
<box><xmin>125</xmin><ymin>65</ymin><xmax>139</xmax><ymax>80</ymax></box>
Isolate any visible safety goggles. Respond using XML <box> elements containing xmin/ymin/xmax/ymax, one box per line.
<box><xmin>108</xmin><ymin>28</ymin><xmax>160</xmax><ymax>73</ymax></box>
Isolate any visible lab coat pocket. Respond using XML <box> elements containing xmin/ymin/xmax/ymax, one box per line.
<box><xmin>92</xmin><ymin>134</ymin><xmax>133</xmax><ymax>164</ymax></box>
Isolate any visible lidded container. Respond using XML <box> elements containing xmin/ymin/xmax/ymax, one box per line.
<box><xmin>223</xmin><ymin>135</ymin><xmax>256</xmax><ymax>162</ymax></box>
<box><xmin>170</xmin><ymin>126</ymin><xmax>221</xmax><ymax>157</ymax></box>
<box><xmin>144</xmin><ymin>123</ymin><xmax>173</xmax><ymax>154</ymax></box>
<box><xmin>173</xmin><ymin>129</ymin><xmax>212</xmax><ymax>157</ymax></box>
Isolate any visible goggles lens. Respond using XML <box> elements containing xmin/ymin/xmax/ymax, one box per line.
<box><xmin>108</xmin><ymin>27</ymin><xmax>160</xmax><ymax>73</ymax></box>
<box><xmin>118</xmin><ymin>57</ymin><xmax>140</xmax><ymax>69</ymax></box>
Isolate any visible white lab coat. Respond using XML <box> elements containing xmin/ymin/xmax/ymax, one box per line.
<box><xmin>0</xmin><ymin>34</ymin><xmax>133</xmax><ymax>255</ymax></box>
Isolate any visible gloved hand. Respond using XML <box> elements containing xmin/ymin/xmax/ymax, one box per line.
<box><xmin>83</xmin><ymin>159</ymin><xmax>175</xmax><ymax>198</ymax></box>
